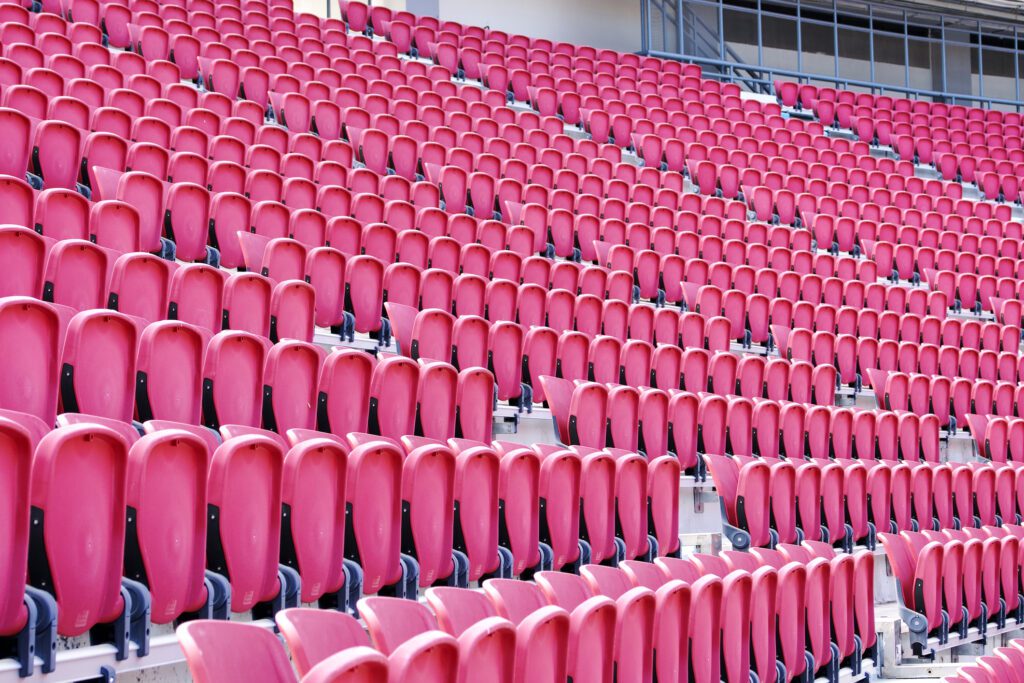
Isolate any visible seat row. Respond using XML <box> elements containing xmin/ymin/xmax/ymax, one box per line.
<box><xmin>941</xmin><ymin>639</ymin><xmax>1024</xmax><ymax>682</ymax></box>
<box><xmin>3</xmin><ymin>228</ymin><xmax>317</xmax><ymax>340</ymax></box>
<box><xmin>708</xmin><ymin>454</ymin><xmax>1024</xmax><ymax>552</ymax></box>
<box><xmin>868</xmin><ymin>368</ymin><xmax>1024</xmax><ymax>431</ymax></box>
<box><xmin>805</xmin><ymin>213</ymin><xmax>1024</xmax><ymax>258</ymax></box>
<box><xmin>180</xmin><ymin>532</ymin><xmax>874</xmax><ymax>683</ymax></box>
<box><xmin>773</xmin><ymin>323</ymin><xmax>1023</xmax><ymax>388</ymax></box>
<box><xmin>881</xmin><ymin>526</ymin><xmax>1024</xmax><ymax>654</ymax></box>
<box><xmin>966</xmin><ymin>414</ymin><xmax>1024</xmax><ymax>464</ymax></box>
<box><xmin>540</xmin><ymin>376</ymin><xmax>939</xmax><ymax>476</ymax></box>
<box><xmin>0</xmin><ymin>295</ymin><xmax>497</xmax><ymax>444</ymax></box>
<box><xmin>0</xmin><ymin>407</ymin><xmax>682</xmax><ymax>679</ymax></box>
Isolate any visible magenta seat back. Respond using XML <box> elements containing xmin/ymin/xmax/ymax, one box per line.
<box><xmin>223</xmin><ymin>272</ymin><xmax>272</xmax><ymax>338</ymax></box>
<box><xmin>30</xmin><ymin>424</ymin><xmax>129</xmax><ymax>636</ymax></box>
<box><xmin>416</xmin><ymin>361</ymin><xmax>458</xmax><ymax>441</ymax></box>
<box><xmin>43</xmin><ymin>239</ymin><xmax>109</xmax><ymax>312</ymax></box>
<box><xmin>203</xmin><ymin>330</ymin><xmax>270</xmax><ymax>429</ymax></box>
<box><xmin>0</xmin><ymin>417</ymin><xmax>32</xmax><ymax>636</ymax></box>
<box><xmin>451</xmin><ymin>443</ymin><xmax>500</xmax><ymax>580</ymax></box>
<box><xmin>108</xmin><ymin>252</ymin><xmax>172</xmax><ymax>325</ymax></box>
<box><xmin>369</xmin><ymin>355</ymin><xmax>418</xmax><ymax>440</ymax></box>
<box><xmin>0</xmin><ymin>297</ymin><xmax>60</xmax><ymax>425</ymax></box>
<box><xmin>348</xmin><ymin>440</ymin><xmax>404</xmax><ymax>593</ymax></box>
<box><xmin>270</xmin><ymin>279</ymin><xmax>315</xmax><ymax>343</ymax></box>
<box><xmin>358</xmin><ymin>595</ymin><xmax>437</xmax><ymax>655</ymax></box>
<box><xmin>126</xmin><ymin>430</ymin><xmax>210</xmax><ymax>623</ymax></box>
<box><xmin>169</xmin><ymin>264</ymin><xmax>227</xmax><ymax>334</ymax></box>
<box><xmin>263</xmin><ymin>340</ymin><xmax>322</xmax><ymax>434</ymax></box>
<box><xmin>282</xmin><ymin>439</ymin><xmax>349</xmax><ymax>604</ymax></box>
<box><xmin>318</xmin><ymin>349</ymin><xmax>375</xmax><ymax>437</ymax></box>
<box><xmin>0</xmin><ymin>227</ymin><xmax>45</xmax><ymax>299</ymax></box>
<box><xmin>208</xmin><ymin>434</ymin><xmax>284</xmax><ymax>613</ymax></box>
<box><xmin>178</xmin><ymin>621</ymin><xmax>298</xmax><ymax>683</ymax></box>
<box><xmin>276</xmin><ymin>608</ymin><xmax>370</xmax><ymax>676</ymax></box>
<box><xmin>135</xmin><ymin>321</ymin><xmax>205</xmax><ymax>424</ymax></box>
<box><xmin>403</xmin><ymin>443</ymin><xmax>456</xmax><ymax>585</ymax></box>
<box><xmin>61</xmin><ymin>310</ymin><xmax>138</xmax><ymax>422</ymax></box>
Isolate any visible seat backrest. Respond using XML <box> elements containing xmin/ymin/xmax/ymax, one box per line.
<box><xmin>108</xmin><ymin>252</ymin><xmax>173</xmax><ymax>324</ymax></box>
<box><xmin>317</xmin><ymin>349</ymin><xmax>375</xmax><ymax>437</ymax></box>
<box><xmin>425</xmin><ymin>586</ymin><xmax>499</xmax><ymax>636</ymax></box>
<box><xmin>203</xmin><ymin>330</ymin><xmax>271</xmax><ymax>429</ymax></box>
<box><xmin>358</xmin><ymin>595</ymin><xmax>438</xmax><ymax>655</ymax></box>
<box><xmin>263</xmin><ymin>340</ymin><xmax>322</xmax><ymax>434</ymax></box>
<box><xmin>0</xmin><ymin>297</ymin><xmax>60</xmax><ymax>425</ymax></box>
<box><xmin>281</xmin><ymin>439</ymin><xmax>349</xmax><ymax>605</ymax></box>
<box><xmin>169</xmin><ymin>263</ymin><xmax>227</xmax><ymax>334</ymax></box>
<box><xmin>369</xmin><ymin>355</ymin><xmax>419</xmax><ymax>440</ymax></box>
<box><xmin>61</xmin><ymin>309</ymin><xmax>139</xmax><ymax>422</ymax></box>
<box><xmin>482</xmin><ymin>578</ymin><xmax>550</xmax><ymax>624</ymax></box>
<box><xmin>30</xmin><ymin>423</ymin><xmax>130</xmax><ymax>636</ymax></box>
<box><xmin>347</xmin><ymin>440</ymin><xmax>404</xmax><ymax>594</ymax></box>
<box><xmin>207</xmin><ymin>434</ymin><xmax>284</xmax><ymax>613</ymax></box>
<box><xmin>0</xmin><ymin>416</ymin><xmax>32</xmax><ymax>636</ymax></box>
<box><xmin>125</xmin><ymin>430</ymin><xmax>210</xmax><ymax>624</ymax></box>
<box><xmin>178</xmin><ymin>621</ymin><xmax>298</xmax><ymax>683</ymax></box>
<box><xmin>136</xmin><ymin>321</ymin><xmax>205</xmax><ymax>424</ymax></box>
<box><xmin>275</xmin><ymin>608</ymin><xmax>370</xmax><ymax>676</ymax></box>
<box><xmin>535</xmin><ymin>571</ymin><xmax>594</xmax><ymax>612</ymax></box>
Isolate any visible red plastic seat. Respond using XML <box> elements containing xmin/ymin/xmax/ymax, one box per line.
<box><xmin>107</xmin><ymin>252</ymin><xmax>172</xmax><ymax>323</ymax></box>
<box><xmin>178</xmin><ymin>621</ymin><xmax>298</xmax><ymax>683</ymax></box>
<box><xmin>263</xmin><ymin>340</ymin><xmax>322</xmax><ymax>434</ymax></box>
<box><xmin>207</xmin><ymin>433</ymin><xmax>293</xmax><ymax>614</ymax></box>
<box><xmin>125</xmin><ymin>430</ymin><xmax>215</xmax><ymax>624</ymax></box>
<box><xmin>0</xmin><ymin>297</ymin><xmax>60</xmax><ymax>426</ymax></box>
<box><xmin>533</xmin><ymin>572</ymin><xmax>616</xmax><ymax>683</ymax></box>
<box><xmin>30</xmin><ymin>424</ymin><xmax>145</xmax><ymax>654</ymax></box>
<box><xmin>60</xmin><ymin>309</ymin><xmax>138</xmax><ymax>421</ymax></box>
<box><xmin>202</xmin><ymin>330</ymin><xmax>271</xmax><ymax>430</ymax></box>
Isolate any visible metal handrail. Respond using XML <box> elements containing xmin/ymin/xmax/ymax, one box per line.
<box><xmin>643</xmin><ymin>49</ymin><xmax>1024</xmax><ymax>111</ymax></box>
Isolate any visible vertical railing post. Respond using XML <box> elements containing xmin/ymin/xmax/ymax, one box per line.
<box><xmin>756</xmin><ymin>0</ymin><xmax>762</xmax><ymax>67</ymax></box>
<box><xmin>868</xmin><ymin>4</ymin><xmax>875</xmax><ymax>89</ymax></box>
<box><xmin>796</xmin><ymin>0</ymin><xmax>802</xmax><ymax>75</ymax></box>
<box><xmin>718</xmin><ymin>0</ymin><xmax>725</xmax><ymax>61</ymax></box>
<box><xmin>977</xmin><ymin>20</ymin><xmax>985</xmax><ymax>100</ymax></box>
<box><xmin>640</xmin><ymin>0</ymin><xmax>650</xmax><ymax>54</ymax></box>
<box><xmin>676</xmin><ymin>0</ymin><xmax>684</xmax><ymax>55</ymax></box>
<box><xmin>833</xmin><ymin>0</ymin><xmax>839</xmax><ymax>80</ymax></box>
<box><xmin>903</xmin><ymin>10</ymin><xmax>909</xmax><ymax>89</ymax></box>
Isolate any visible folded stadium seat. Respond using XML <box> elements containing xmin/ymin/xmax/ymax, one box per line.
<box><xmin>41</xmin><ymin>238</ymin><xmax>109</xmax><ymax>311</ymax></box>
<box><xmin>166</xmin><ymin>263</ymin><xmax>226</xmax><ymax>335</ymax></box>
<box><xmin>164</xmin><ymin>182</ymin><xmax>217</xmax><ymax>265</ymax></box>
<box><xmin>606</xmin><ymin>385</ymin><xmax>640</xmax><ymax>453</ymax></box>
<box><xmin>107</xmin><ymin>251</ymin><xmax>172</xmax><ymax>324</ymax></box>
<box><xmin>270</xmin><ymin>279</ymin><xmax>315</xmax><ymax>344</ymax></box>
<box><xmin>276</xmin><ymin>437</ymin><xmax>356</xmax><ymax>612</ymax></box>
<box><xmin>58</xmin><ymin>308</ymin><xmax>139</xmax><ymax>423</ymax></box>
<box><xmin>32</xmin><ymin>187</ymin><xmax>87</xmax><ymax>242</ymax></box>
<box><xmin>262</xmin><ymin>340</ymin><xmax>322</xmax><ymax>435</ymax></box>
<box><xmin>29</xmin><ymin>119</ymin><xmax>82</xmax><ymax>192</ymax></box>
<box><xmin>452</xmin><ymin>367</ymin><xmax>494</xmax><ymax>442</ymax></box>
<box><xmin>304</xmin><ymin>247</ymin><xmax>350</xmax><ymax>332</ymax></box>
<box><xmin>0</xmin><ymin>414</ymin><xmax>55</xmax><ymax>676</ymax></box>
<box><xmin>413</xmin><ymin>362</ymin><xmax>457</xmax><ymax>441</ymax></box>
<box><xmin>488</xmin><ymin>320</ymin><xmax>528</xmax><ymax>409</ymax></box>
<box><xmin>367</xmin><ymin>355</ymin><xmax>419</xmax><ymax>441</ymax></box>
<box><xmin>124</xmin><ymin>429</ymin><xmax>228</xmax><ymax>624</ymax></box>
<box><xmin>0</xmin><ymin>226</ymin><xmax>45</xmax><ymax>298</ymax></box>
<box><xmin>222</xmin><ymin>272</ymin><xmax>272</xmax><ymax>338</ymax></box>
<box><xmin>383</xmin><ymin>263</ymin><xmax>423</xmax><ymax>312</ymax></box>
<box><xmin>201</xmin><ymin>330</ymin><xmax>272</xmax><ymax>431</ymax></box>
<box><xmin>344</xmin><ymin>254</ymin><xmax>388</xmax><ymax>342</ymax></box>
<box><xmin>528</xmin><ymin>572</ymin><xmax>616</xmax><ymax>683</ymax></box>
<box><xmin>879</xmin><ymin>532</ymin><xmax>946</xmax><ymax>652</ymax></box>
<box><xmin>134</xmin><ymin>320</ymin><xmax>205</xmax><ymax>425</ymax></box>
<box><xmin>704</xmin><ymin>454</ymin><xmax>772</xmax><ymax>550</ymax></box>
<box><xmin>561</xmin><ymin>446</ymin><xmax>616</xmax><ymax>566</ymax></box>
<box><xmin>312</xmin><ymin>349</ymin><xmax>374</xmax><ymax>439</ymax></box>
<box><xmin>207</xmin><ymin>433</ymin><xmax>298</xmax><ymax>616</ymax></box>
<box><xmin>30</xmin><ymin>423</ymin><xmax>150</xmax><ymax>659</ymax></box>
